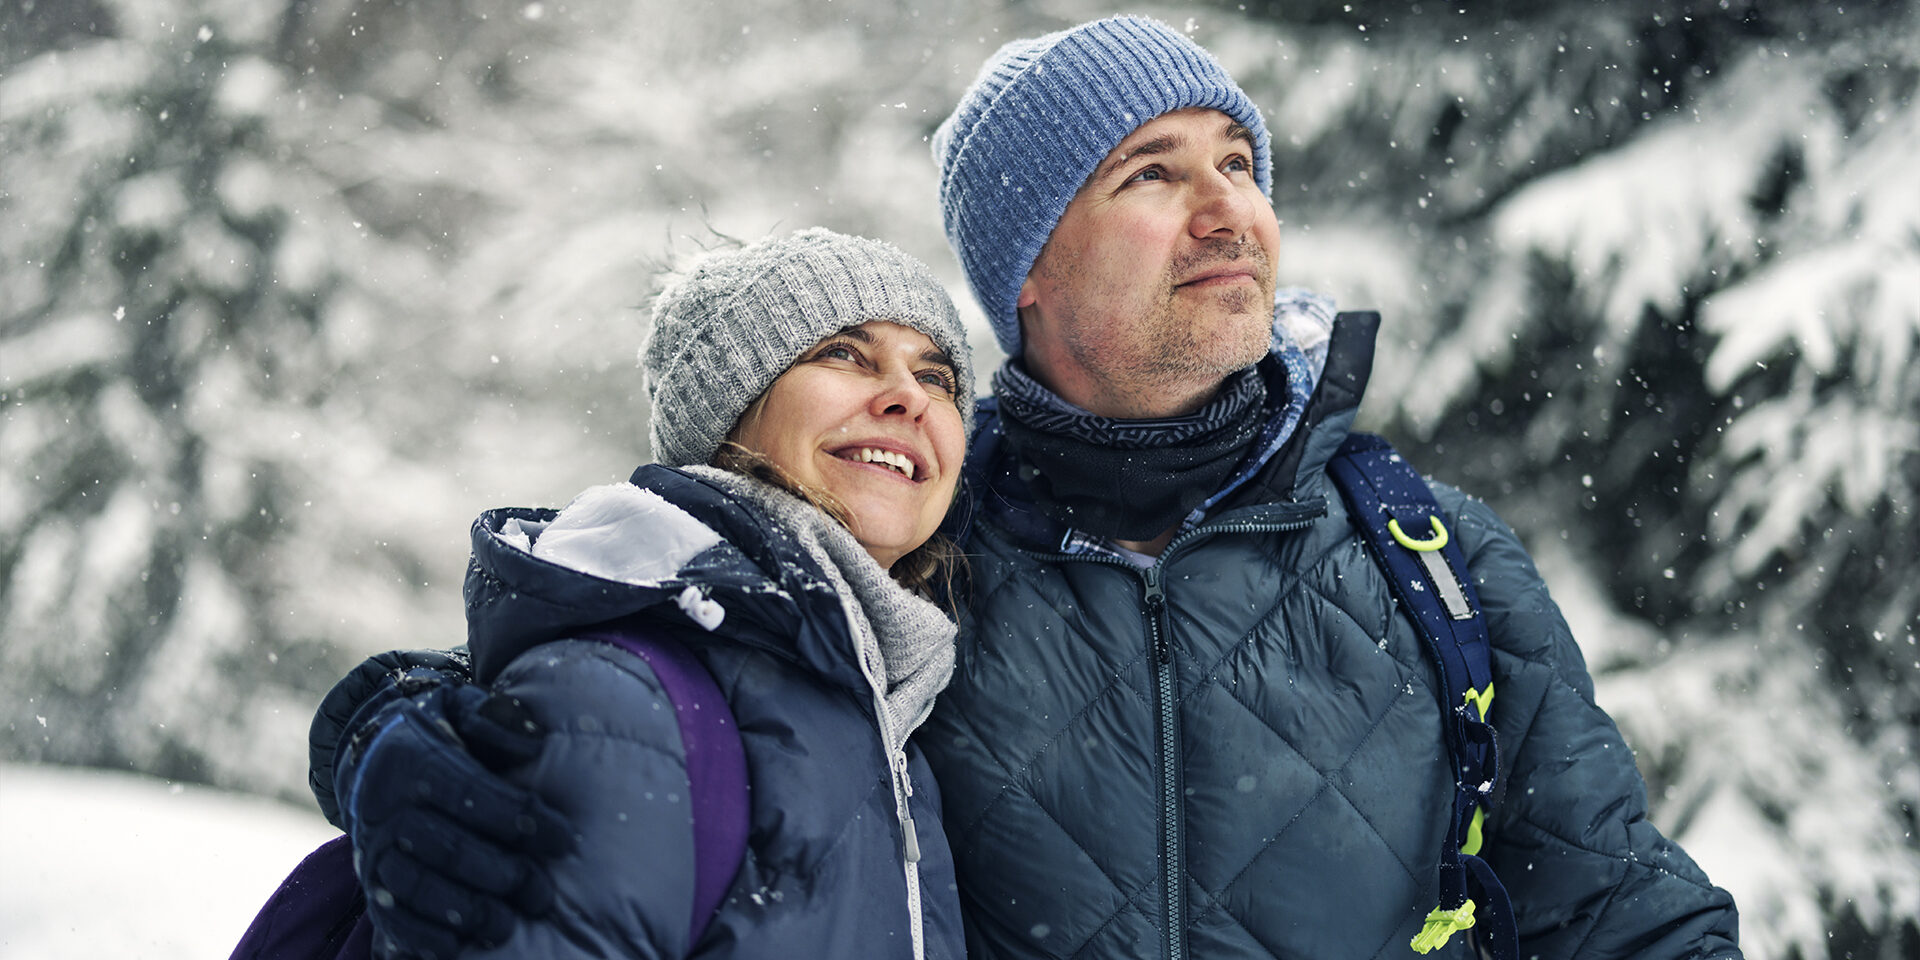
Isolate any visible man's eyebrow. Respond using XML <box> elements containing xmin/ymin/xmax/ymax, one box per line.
<box><xmin>1091</xmin><ymin>121</ymin><xmax>1256</xmax><ymax>185</ymax></box>
<box><xmin>1093</xmin><ymin>131</ymin><xmax>1187</xmax><ymax>184</ymax></box>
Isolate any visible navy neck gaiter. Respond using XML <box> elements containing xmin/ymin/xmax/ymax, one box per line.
<box><xmin>991</xmin><ymin>360</ymin><xmax>1269</xmax><ymax>541</ymax></box>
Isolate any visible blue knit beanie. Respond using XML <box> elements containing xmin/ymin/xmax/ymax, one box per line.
<box><xmin>932</xmin><ymin>15</ymin><xmax>1272</xmax><ymax>356</ymax></box>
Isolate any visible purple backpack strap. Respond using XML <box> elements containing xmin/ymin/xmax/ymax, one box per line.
<box><xmin>580</xmin><ymin>625</ymin><xmax>749</xmax><ymax>950</ymax></box>
<box><xmin>229</xmin><ymin>834</ymin><xmax>374</xmax><ymax>960</ymax></box>
<box><xmin>231</xmin><ymin>627</ymin><xmax>746</xmax><ymax>960</ymax></box>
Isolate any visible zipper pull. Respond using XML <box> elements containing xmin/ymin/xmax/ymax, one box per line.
<box><xmin>1144</xmin><ymin>568</ymin><xmax>1170</xmax><ymax>663</ymax></box>
<box><xmin>902</xmin><ymin>814</ymin><xmax>923</xmax><ymax>863</ymax></box>
<box><xmin>893</xmin><ymin>749</ymin><xmax>921</xmax><ymax>862</ymax></box>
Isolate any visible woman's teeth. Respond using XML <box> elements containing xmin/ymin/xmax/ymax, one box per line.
<box><xmin>848</xmin><ymin>447</ymin><xmax>914</xmax><ymax>480</ymax></box>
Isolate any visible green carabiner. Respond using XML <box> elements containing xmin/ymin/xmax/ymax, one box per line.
<box><xmin>1387</xmin><ymin>515</ymin><xmax>1449</xmax><ymax>552</ymax></box>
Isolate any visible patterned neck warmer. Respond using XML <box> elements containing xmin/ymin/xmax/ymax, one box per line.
<box><xmin>992</xmin><ymin>360</ymin><xmax>1269</xmax><ymax>541</ymax></box>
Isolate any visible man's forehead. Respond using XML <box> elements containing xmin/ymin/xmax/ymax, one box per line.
<box><xmin>1093</xmin><ymin>108</ymin><xmax>1253</xmax><ymax>181</ymax></box>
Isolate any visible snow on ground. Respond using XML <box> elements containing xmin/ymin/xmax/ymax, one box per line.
<box><xmin>0</xmin><ymin>762</ymin><xmax>339</xmax><ymax>960</ymax></box>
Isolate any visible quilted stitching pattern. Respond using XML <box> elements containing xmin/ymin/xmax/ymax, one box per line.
<box><xmin>929</xmin><ymin>514</ymin><xmax>1459</xmax><ymax>959</ymax></box>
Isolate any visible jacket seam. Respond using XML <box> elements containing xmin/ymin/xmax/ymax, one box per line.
<box><xmin>946</xmin><ymin>658</ymin><xmax>1150</xmax><ymax>844</ymax></box>
<box><xmin>1506</xmin><ymin>803</ymin><xmax>1727</xmax><ymax>890</ymax></box>
<box><xmin>1562</xmin><ymin>856</ymin><xmax>1625</xmax><ymax>959</ymax></box>
<box><xmin>1187</xmin><ymin>676</ymin><xmax>1426</xmax><ymax>928</ymax></box>
<box><xmin>975</xmin><ymin>771</ymin><xmax>1152</xmax><ymax>958</ymax></box>
<box><xmin>1174</xmin><ymin>530</ymin><xmax>1355</xmax><ymax>699</ymax></box>
<box><xmin>1064</xmin><ymin>885</ymin><xmax>1163</xmax><ymax>960</ymax></box>
<box><xmin>1180</xmin><ymin>872</ymin><xmax>1293</xmax><ymax>958</ymax></box>
<box><xmin>950</xmin><ymin>600</ymin><xmax>1154</xmax><ymax>843</ymax></box>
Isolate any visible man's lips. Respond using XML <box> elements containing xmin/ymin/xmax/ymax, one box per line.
<box><xmin>1176</xmin><ymin>263</ymin><xmax>1261</xmax><ymax>287</ymax></box>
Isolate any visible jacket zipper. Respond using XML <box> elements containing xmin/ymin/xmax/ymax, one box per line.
<box><xmin>1142</xmin><ymin>563</ymin><xmax>1182</xmax><ymax>960</ymax></box>
<box><xmin>891</xmin><ymin>746</ymin><xmax>926</xmax><ymax>960</ymax></box>
<box><xmin>864</xmin><ymin>659</ymin><xmax>926</xmax><ymax>960</ymax></box>
<box><xmin>1025</xmin><ymin>510</ymin><xmax>1322</xmax><ymax>960</ymax></box>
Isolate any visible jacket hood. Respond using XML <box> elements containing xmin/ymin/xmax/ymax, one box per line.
<box><xmin>463</xmin><ymin>464</ymin><xmax>870</xmax><ymax>693</ymax></box>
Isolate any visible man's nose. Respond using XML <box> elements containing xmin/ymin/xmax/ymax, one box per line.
<box><xmin>1188</xmin><ymin>170</ymin><xmax>1253</xmax><ymax>239</ymax></box>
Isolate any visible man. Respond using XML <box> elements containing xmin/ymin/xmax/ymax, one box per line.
<box><xmin>313</xmin><ymin>16</ymin><xmax>1742</xmax><ymax>959</ymax></box>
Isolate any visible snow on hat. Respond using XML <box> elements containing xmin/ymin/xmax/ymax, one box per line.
<box><xmin>641</xmin><ymin>227</ymin><xmax>973</xmax><ymax>468</ymax></box>
<box><xmin>932</xmin><ymin>15</ymin><xmax>1272</xmax><ymax>356</ymax></box>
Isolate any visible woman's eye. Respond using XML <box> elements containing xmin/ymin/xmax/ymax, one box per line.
<box><xmin>918</xmin><ymin>369</ymin><xmax>957</xmax><ymax>394</ymax></box>
<box><xmin>817</xmin><ymin>343</ymin><xmax>858</xmax><ymax>362</ymax></box>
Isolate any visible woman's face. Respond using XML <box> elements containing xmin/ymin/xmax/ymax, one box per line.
<box><xmin>730</xmin><ymin>321</ymin><xmax>966</xmax><ymax>569</ymax></box>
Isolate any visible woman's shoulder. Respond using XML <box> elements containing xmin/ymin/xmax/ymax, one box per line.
<box><xmin>493</xmin><ymin>637</ymin><xmax>685</xmax><ymax>746</ymax></box>
<box><xmin>480</xmin><ymin>635</ymin><xmax>717</xmax><ymax>959</ymax></box>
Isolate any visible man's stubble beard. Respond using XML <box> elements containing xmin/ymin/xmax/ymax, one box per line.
<box><xmin>1064</xmin><ymin>236</ymin><xmax>1276</xmax><ymax>396</ymax></box>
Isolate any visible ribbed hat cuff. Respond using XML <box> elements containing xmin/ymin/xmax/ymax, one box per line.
<box><xmin>935</xmin><ymin>16</ymin><xmax>1271</xmax><ymax>356</ymax></box>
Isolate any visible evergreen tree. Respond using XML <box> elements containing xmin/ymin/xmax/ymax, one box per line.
<box><xmin>1194</xmin><ymin>1</ymin><xmax>1920</xmax><ymax>955</ymax></box>
<box><xmin>0</xmin><ymin>0</ymin><xmax>550</xmax><ymax>797</ymax></box>
<box><xmin>8</xmin><ymin>0</ymin><xmax>1914</xmax><ymax>953</ymax></box>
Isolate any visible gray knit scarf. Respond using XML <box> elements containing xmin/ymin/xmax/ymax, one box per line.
<box><xmin>681</xmin><ymin>466</ymin><xmax>957</xmax><ymax>750</ymax></box>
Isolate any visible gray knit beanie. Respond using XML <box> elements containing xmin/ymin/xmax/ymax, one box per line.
<box><xmin>641</xmin><ymin>228</ymin><xmax>973</xmax><ymax>468</ymax></box>
<box><xmin>932</xmin><ymin>15</ymin><xmax>1272</xmax><ymax>356</ymax></box>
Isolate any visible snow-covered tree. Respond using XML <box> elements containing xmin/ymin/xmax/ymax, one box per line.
<box><xmin>0</xmin><ymin>0</ymin><xmax>564</xmax><ymax>797</ymax></box>
<box><xmin>1195</xmin><ymin>2</ymin><xmax>1920</xmax><ymax>955</ymax></box>
<box><xmin>8</xmin><ymin>0</ymin><xmax>1914</xmax><ymax>953</ymax></box>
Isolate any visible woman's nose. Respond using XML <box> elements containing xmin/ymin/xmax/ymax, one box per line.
<box><xmin>870</xmin><ymin>367</ymin><xmax>930</xmax><ymax>418</ymax></box>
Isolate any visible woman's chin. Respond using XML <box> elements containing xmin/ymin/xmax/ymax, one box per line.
<box><xmin>849</xmin><ymin>530</ymin><xmax>913</xmax><ymax>569</ymax></box>
<box><xmin>845</xmin><ymin>516</ymin><xmax>925</xmax><ymax>571</ymax></box>
<box><xmin>829</xmin><ymin>485</ymin><xmax>935</xmax><ymax>561</ymax></box>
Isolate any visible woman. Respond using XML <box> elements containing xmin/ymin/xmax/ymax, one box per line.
<box><xmin>333</xmin><ymin>228</ymin><xmax>972</xmax><ymax>960</ymax></box>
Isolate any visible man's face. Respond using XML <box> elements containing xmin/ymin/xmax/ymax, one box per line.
<box><xmin>1016</xmin><ymin>107</ymin><xmax>1280</xmax><ymax>418</ymax></box>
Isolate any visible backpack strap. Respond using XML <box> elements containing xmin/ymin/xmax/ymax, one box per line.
<box><xmin>228</xmin><ymin>833</ymin><xmax>373</xmax><ymax>960</ymax></box>
<box><xmin>1327</xmin><ymin>433</ymin><xmax>1518</xmax><ymax>960</ymax></box>
<box><xmin>580</xmin><ymin>625</ymin><xmax>749</xmax><ymax>953</ymax></box>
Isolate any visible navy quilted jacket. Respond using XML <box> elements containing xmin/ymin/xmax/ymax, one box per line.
<box><xmin>453</xmin><ymin>465</ymin><xmax>965</xmax><ymax>960</ymax></box>
<box><xmin>923</xmin><ymin>312</ymin><xmax>1741</xmax><ymax>960</ymax></box>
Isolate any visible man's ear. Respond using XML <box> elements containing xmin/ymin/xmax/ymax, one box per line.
<box><xmin>1016</xmin><ymin>275</ymin><xmax>1039</xmax><ymax>309</ymax></box>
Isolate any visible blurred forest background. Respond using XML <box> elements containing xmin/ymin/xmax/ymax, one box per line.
<box><xmin>3</xmin><ymin>0</ymin><xmax>1916</xmax><ymax>956</ymax></box>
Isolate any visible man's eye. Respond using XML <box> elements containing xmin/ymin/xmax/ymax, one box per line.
<box><xmin>1127</xmin><ymin>166</ymin><xmax>1165</xmax><ymax>183</ymax></box>
<box><xmin>1224</xmin><ymin>156</ymin><xmax>1250</xmax><ymax>173</ymax></box>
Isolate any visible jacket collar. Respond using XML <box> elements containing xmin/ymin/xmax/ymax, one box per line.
<box><xmin>956</xmin><ymin>309</ymin><xmax>1380</xmax><ymax>553</ymax></box>
<box><xmin>464</xmin><ymin>464</ymin><xmax>870</xmax><ymax>694</ymax></box>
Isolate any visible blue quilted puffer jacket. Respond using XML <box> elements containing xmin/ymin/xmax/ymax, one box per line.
<box><xmin>923</xmin><ymin>312</ymin><xmax>1741</xmax><ymax>960</ymax></box>
<box><xmin>451</xmin><ymin>465</ymin><xmax>965</xmax><ymax>960</ymax></box>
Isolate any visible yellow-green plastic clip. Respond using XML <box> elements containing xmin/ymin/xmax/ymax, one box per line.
<box><xmin>1409</xmin><ymin>899</ymin><xmax>1477</xmax><ymax>954</ymax></box>
<box><xmin>1464</xmin><ymin>683</ymin><xmax>1495</xmax><ymax>722</ymax></box>
<box><xmin>1387</xmin><ymin>515</ymin><xmax>1449</xmax><ymax>552</ymax></box>
<box><xmin>1461</xmin><ymin>806</ymin><xmax>1487</xmax><ymax>857</ymax></box>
